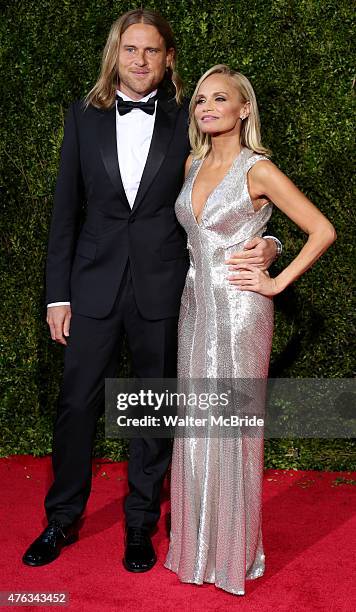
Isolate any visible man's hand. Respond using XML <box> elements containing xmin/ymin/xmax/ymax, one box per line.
<box><xmin>46</xmin><ymin>305</ymin><xmax>72</xmax><ymax>346</ymax></box>
<box><xmin>225</xmin><ymin>236</ymin><xmax>277</xmax><ymax>272</ymax></box>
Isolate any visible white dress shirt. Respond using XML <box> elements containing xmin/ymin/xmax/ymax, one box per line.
<box><xmin>48</xmin><ymin>89</ymin><xmax>157</xmax><ymax>308</ymax></box>
<box><xmin>116</xmin><ymin>88</ymin><xmax>157</xmax><ymax>207</ymax></box>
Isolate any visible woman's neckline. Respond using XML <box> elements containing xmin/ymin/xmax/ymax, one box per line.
<box><xmin>190</xmin><ymin>147</ymin><xmax>246</xmax><ymax>226</ymax></box>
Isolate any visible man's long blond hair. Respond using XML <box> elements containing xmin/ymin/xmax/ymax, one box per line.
<box><xmin>85</xmin><ymin>9</ymin><xmax>183</xmax><ymax>109</ymax></box>
<box><xmin>189</xmin><ymin>64</ymin><xmax>270</xmax><ymax>159</ymax></box>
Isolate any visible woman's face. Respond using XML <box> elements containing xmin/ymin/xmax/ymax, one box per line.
<box><xmin>194</xmin><ymin>74</ymin><xmax>249</xmax><ymax>136</ymax></box>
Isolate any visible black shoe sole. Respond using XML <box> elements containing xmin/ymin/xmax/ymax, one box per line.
<box><xmin>22</xmin><ymin>533</ymin><xmax>79</xmax><ymax>567</ymax></box>
<box><xmin>122</xmin><ymin>555</ymin><xmax>157</xmax><ymax>573</ymax></box>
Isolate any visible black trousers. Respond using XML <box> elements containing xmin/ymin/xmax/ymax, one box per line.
<box><xmin>44</xmin><ymin>264</ymin><xmax>178</xmax><ymax>529</ymax></box>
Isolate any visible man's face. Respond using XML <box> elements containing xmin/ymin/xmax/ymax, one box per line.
<box><xmin>117</xmin><ymin>24</ymin><xmax>174</xmax><ymax>100</ymax></box>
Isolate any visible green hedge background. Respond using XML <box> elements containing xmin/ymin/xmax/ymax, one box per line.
<box><xmin>1</xmin><ymin>0</ymin><xmax>355</xmax><ymax>469</ymax></box>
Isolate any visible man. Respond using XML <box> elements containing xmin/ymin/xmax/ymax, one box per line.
<box><xmin>23</xmin><ymin>9</ymin><xmax>280</xmax><ymax>572</ymax></box>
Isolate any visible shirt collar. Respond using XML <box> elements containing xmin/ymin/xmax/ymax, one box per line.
<box><xmin>116</xmin><ymin>88</ymin><xmax>158</xmax><ymax>103</ymax></box>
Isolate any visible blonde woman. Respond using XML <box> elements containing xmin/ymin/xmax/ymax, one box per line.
<box><xmin>164</xmin><ymin>65</ymin><xmax>336</xmax><ymax>595</ymax></box>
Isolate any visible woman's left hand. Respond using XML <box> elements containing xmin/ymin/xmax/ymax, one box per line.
<box><xmin>227</xmin><ymin>263</ymin><xmax>280</xmax><ymax>296</ymax></box>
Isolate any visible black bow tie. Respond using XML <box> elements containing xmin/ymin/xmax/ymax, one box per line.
<box><xmin>116</xmin><ymin>94</ymin><xmax>157</xmax><ymax>116</ymax></box>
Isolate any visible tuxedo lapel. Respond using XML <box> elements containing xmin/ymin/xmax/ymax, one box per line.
<box><xmin>99</xmin><ymin>106</ymin><xmax>130</xmax><ymax>211</ymax></box>
<box><xmin>131</xmin><ymin>91</ymin><xmax>178</xmax><ymax>214</ymax></box>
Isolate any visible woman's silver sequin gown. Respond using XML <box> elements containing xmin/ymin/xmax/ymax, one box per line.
<box><xmin>164</xmin><ymin>147</ymin><xmax>274</xmax><ymax>595</ymax></box>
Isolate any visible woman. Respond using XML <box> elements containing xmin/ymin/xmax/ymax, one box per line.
<box><xmin>164</xmin><ymin>64</ymin><xmax>336</xmax><ymax>595</ymax></box>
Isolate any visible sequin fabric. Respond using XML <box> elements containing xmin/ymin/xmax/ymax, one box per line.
<box><xmin>164</xmin><ymin>147</ymin><xmax>274</xmax><ymax>595</ymax></box>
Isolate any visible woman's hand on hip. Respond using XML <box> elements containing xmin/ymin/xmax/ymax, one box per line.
<box><xmin>227</xmin><ymin>263</ymin><xmax>281</xmax><ymax>296</ymax></box>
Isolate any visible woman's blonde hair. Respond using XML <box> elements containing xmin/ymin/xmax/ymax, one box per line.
<box><xmin>85</xmin><ymin>9</ymin><xmax>183</xmax><ymax>109</ymax></box>
<box><xmin>189</xmin><ymin>64</ymin><xmax>270</xmax><ymax>159</ymax></box>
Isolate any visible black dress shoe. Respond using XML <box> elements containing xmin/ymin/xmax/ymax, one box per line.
<box><xmin>123</xmin><ymin>527</ymin><xmax>157</xmax><ymax>573</ymax></box>
<box><xmin>22</xmin><ymin>519</ymin><xmax>78</xmax><ymax>567</ymax></box>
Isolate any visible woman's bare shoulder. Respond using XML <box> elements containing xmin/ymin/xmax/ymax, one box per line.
<box><xmin>184</xmin><ymin>154</ymin><xmax>194</xmax><ymax>178</ymax></box>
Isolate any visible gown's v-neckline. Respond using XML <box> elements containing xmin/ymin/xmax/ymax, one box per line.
<box><xmin>190</xmin><ymin>147</ymin><xmax>245</xmax><ymax>227</ymax></box>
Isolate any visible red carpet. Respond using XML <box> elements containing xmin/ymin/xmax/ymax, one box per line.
<box><xmin>0</xmin><ymin>456</ymin><xmax>355</xmax><ymax>611</ymax></box>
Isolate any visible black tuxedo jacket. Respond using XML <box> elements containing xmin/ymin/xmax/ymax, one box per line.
<box><xmin>46</xmin><ymin>88</ymin><xmax>190</xmax><ymax>319</ymax></box>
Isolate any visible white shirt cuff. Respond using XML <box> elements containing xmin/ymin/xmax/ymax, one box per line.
<box><xmin>47</xmin><ymin>302</ymin><xmax>71</xmax><ymax>307</ymax></box>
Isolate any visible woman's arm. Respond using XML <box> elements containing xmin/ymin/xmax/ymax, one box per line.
<box><xmin>228</xmin><ymin>160</ymin><xmax>337</xmax><ymax>296</ymax></box>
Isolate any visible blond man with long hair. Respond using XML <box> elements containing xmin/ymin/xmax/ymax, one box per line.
<box><xmin>22</xmin><ymin>10</ymin><xmax>278</xmax><ymax>575</ymax></box>
<box><xmin>164</xmin><ymin>65</ymin><xmax>336</xmax><ymax>595</ymax></box>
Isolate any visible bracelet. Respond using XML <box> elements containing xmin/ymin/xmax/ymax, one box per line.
<box><xmin>263</xmin><ymin>235</ymin><xmax>282</xmax><ymax>259</ymax></box>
